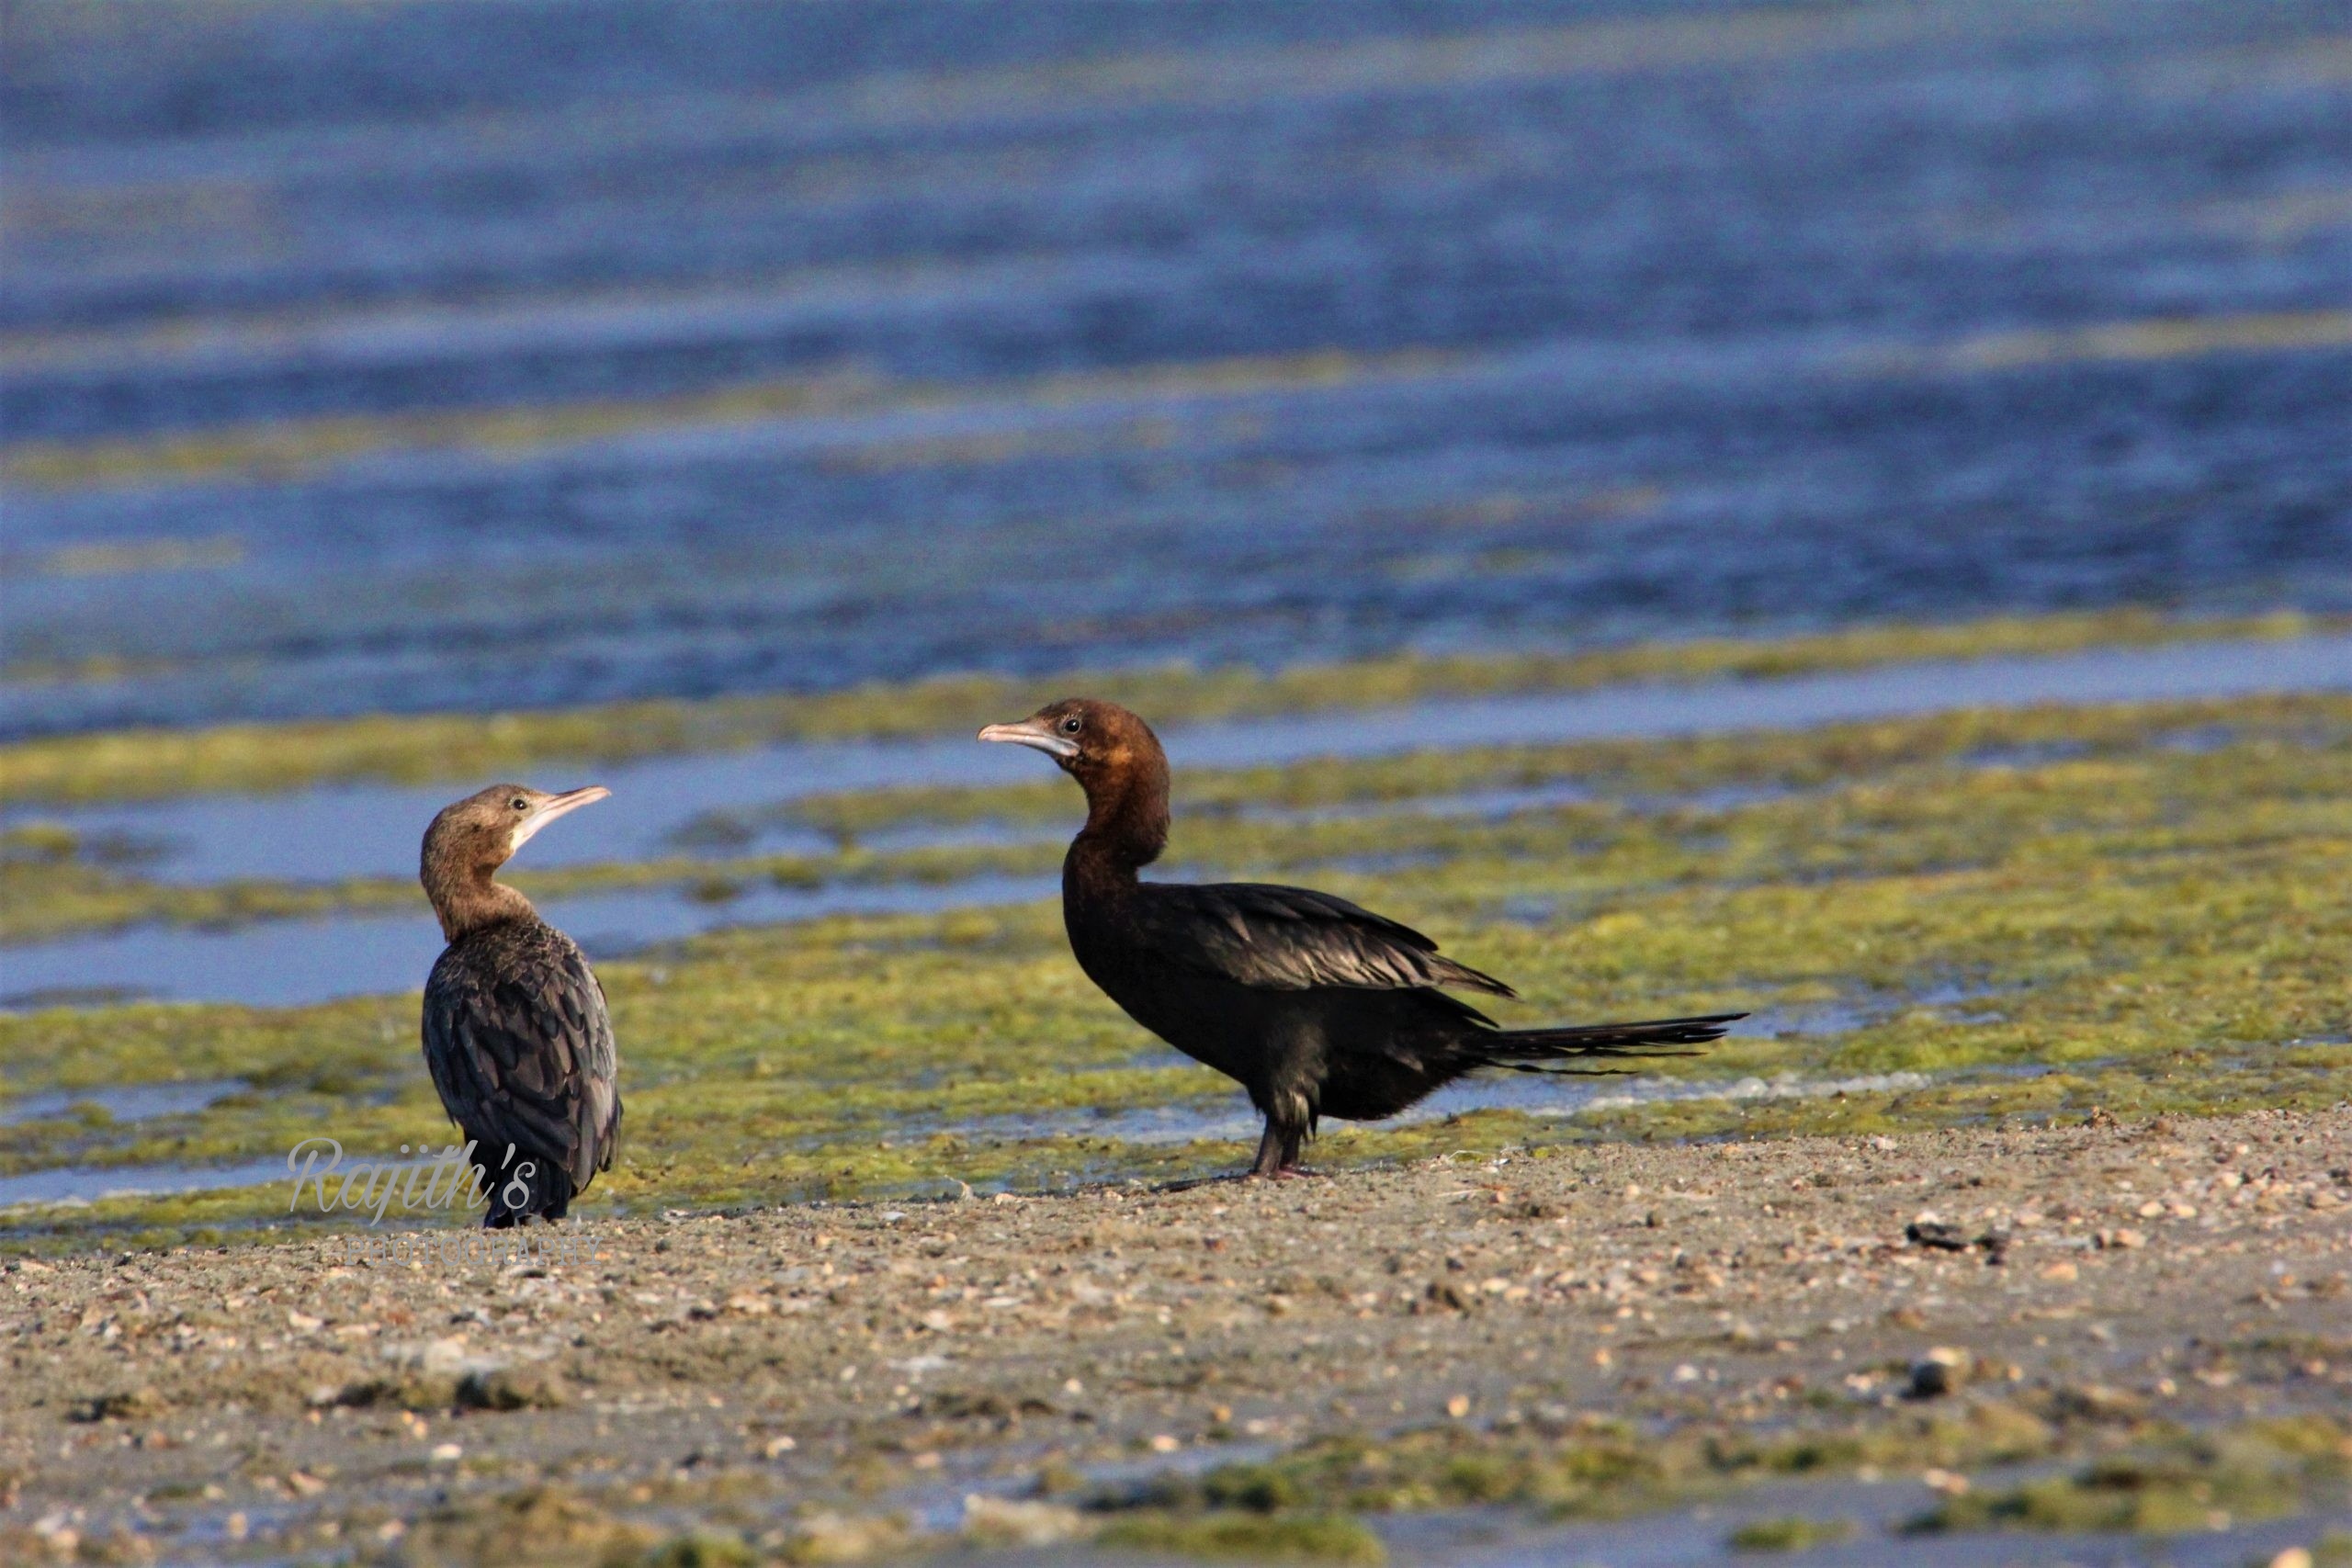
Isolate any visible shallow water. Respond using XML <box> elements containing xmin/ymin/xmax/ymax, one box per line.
<box><xmin>0</xmin><ymin>1156</ymin><xmax>291</xmax><ymax>1211</ymax></box>
<box><xmin>0</xmin><ymin>1077</ymin><xmax>246</xmax><ymax>1127</ymax></box>
<box><xmin>4</xmin><ymin>0</ymin><xmax>2346</xmax><ymax>737</ymax></box>
<box><xmin>0</xmin><ymin>873</ymin><xmax>1057</xmax><ymax>1010</ymax></box>
<box><xmin>11</xmin><ymin>632</ymin><xmax>2348</xmax><ymax>888</ymax></box>
<box><xmin>1729</xmin><ymin>979</ymin><xmax>2007</xmax><ymax>1042</ymax></box>
<box><xmin>4</xmin><ymin>728</ymin><xmax>1046</xmax><ymax>886</ymax></box>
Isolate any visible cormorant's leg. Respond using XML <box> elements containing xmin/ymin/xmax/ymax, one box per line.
<box><xmin>1255</xmin><ymin>1032</ymin><xmax>1324</xmax><ymax>1179</ymax></box>
<box><xmin>478</xmin><ymin>1154</ymin><xmax>512</xmax><ymax>1228</ymax></box>
<box><xmin>1250</xmin><ymin>1116</ymin><xmax>1321</xmax><ymax>1179</ymax></box>
<box><xmin>1248</xmin><ymin>1119</ymin><xmax>1286</xmax><ymax>1178</ymax></box>
<box><xmin>1248</xmin><ymin>1078</ymin><xmax>1321</xmax><ymax>1179</ymax></box>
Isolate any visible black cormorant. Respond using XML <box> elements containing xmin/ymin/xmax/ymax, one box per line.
<box><xmin>980</xmin><ymin>700</ymin><xmax>1741</xmax><ymax>1177</ymax></box>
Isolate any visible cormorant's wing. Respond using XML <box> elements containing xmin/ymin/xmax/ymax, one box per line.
<box><xmin>1131</xmin><ymin>881</ymin><xmax>1516</xmax><ymax>998</ymax></box>
<box><xmin>423</xmin><ymin>935</ymin><xmax>619</xmax><ymax>1192</ymax></box>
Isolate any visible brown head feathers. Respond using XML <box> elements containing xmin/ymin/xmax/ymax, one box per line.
<box><xmin>978</xmin><ymin>698</ymin><xmax>1170</xmax><ymax>869</ymax></box>
<box><xmin>419</xmin><ymin>783</ymin><xmax>608</xmax><ymax>942</ymax></box>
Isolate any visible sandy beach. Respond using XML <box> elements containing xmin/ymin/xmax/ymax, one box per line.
<box><xmin>5</xmin><ymin>1106</ymin><xmax>2346</xmax><ymax>1562</ymax></box>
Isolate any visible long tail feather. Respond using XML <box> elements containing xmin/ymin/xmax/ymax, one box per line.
<box><xmin>1475</xmin><ymin>1010</ymin><xmax>1743</xmax><ymax>1074</ymax></box>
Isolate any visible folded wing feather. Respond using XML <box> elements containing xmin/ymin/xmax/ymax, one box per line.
<box><xmin>1131</xmin><ymin>882</ymin><xmax>1517</xmax><ymax>998</ymax></box>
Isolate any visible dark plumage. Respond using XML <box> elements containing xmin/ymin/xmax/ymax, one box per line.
<box><xmin>980</xmin><ymin>700</ymin><xmax>1742</xmax><ymax>1178</ymax></box>
<box><xmin>419</xmin><ymin>784</ymin><xmax>621</xmax><ymax>1225</ymax></box>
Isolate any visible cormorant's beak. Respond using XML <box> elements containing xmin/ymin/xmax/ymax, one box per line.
<box><xmin>978</xmin><ymin>717</ymin><xmax>1078</xmax><ymax>761</ymax></box>
<box><xmin>511</xmin><ymin>785</ymin><xmax>611</xmax><ymax>852</ymax></box>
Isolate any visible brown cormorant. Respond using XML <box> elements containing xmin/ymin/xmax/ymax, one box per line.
<box><xmin>979</xmin><ymin>700</ymin><xmax>1741</xmax><ymax>1178</ymax></box>
<box><xmin>419</xmin><ymin>784</ymin><xmax>620</xmax><ymax>1225</ymax></box>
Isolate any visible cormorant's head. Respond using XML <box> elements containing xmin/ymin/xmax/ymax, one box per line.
<box><xmin>978</xmin><ymin>698</ymin><xmax>1165</xmax><ymax>790</ymax></box>
<box><xmin>980</xmin><ymin>700</ymin><xmax>1171</xmax><ymax>863</ymax></box>
<box><xmin>423</xmin><ymin>783</ymin><xmax>610</xmax><ymax>879</ymax></box>
<box><xmin>418</xmin><ymin>783</ymin><xmax>607</xmax><ymax>941</ymax></box>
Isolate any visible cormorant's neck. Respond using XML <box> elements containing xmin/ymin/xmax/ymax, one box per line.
<box><xmin>1069</xmin><ymin>761</ymin><xmax>1170</xmax><ymax>886</ymax></box>
<box><xmin>423</xmin><ymin>857</ymin><xmax>537</xmax><ymax>942</ymax></box>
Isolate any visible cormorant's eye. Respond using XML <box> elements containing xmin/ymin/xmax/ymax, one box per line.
<box><xmin>1059</xmin><ymin>715</ymin><xmax>1082</xmax><ymax>736</ymax></box>
<box><xmin>511</xmin><ymin>796</ymin><xmax>530</xmax><ymax>811</ymax></box>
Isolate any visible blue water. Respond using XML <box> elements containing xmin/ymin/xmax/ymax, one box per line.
<box><xmin>4</xmin><ymin>0</ymin><xmax>2347</xmax><ymax>737</ymax></box>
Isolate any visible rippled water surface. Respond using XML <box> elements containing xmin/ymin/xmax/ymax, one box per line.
<box><xmin>5</xmin><ymin>0</ymin><xmax>2347</xmax><ymax>736</ymax></box>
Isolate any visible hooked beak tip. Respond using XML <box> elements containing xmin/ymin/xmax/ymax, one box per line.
<box><xmin>978</xmin><ymin>720</ymin><xmax>1078</xmax><ymax>760</ymax></box>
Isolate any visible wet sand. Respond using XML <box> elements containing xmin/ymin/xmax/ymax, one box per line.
<box><xmin>4</xmin><ymin>1107</ymin><xmax>2346</xmax><ymax>1562</ymax></box>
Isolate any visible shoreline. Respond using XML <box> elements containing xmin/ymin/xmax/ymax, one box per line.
<box><xmin>4</xmin><ymin>1107</ymin><xmax>2346</xmax><ymax>1562</ymax></box>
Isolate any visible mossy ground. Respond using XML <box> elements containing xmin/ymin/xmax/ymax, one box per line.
<box><xmin>1093</xmin><ymin>1510</ymin><xmax>1388</xmax><ymax>1563</ymax></box>
<box><xmin>3</xmin><ymin>676</ymin><xmax>2347</xmax><ymax>1255</ymax></box>
<box><xmin>1726</xmin><ymin>1515</ymin><xmax>1856</xmax><ymax>1551</ymax></box>
<box><xmin>1100</xmin><ymin>1399</ymin><xmax>2063</xmax><ymax>1521</ymax></box>
<box><xmin>1903</xmin><ymin>1415</ymin><xmax>2352</xmax><ymax>1536</ymax></box>
<box><xmin>1077</xmin><ymin>1408</ymin><xmax>2347</xmax><ymax>1560</ymax></box>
